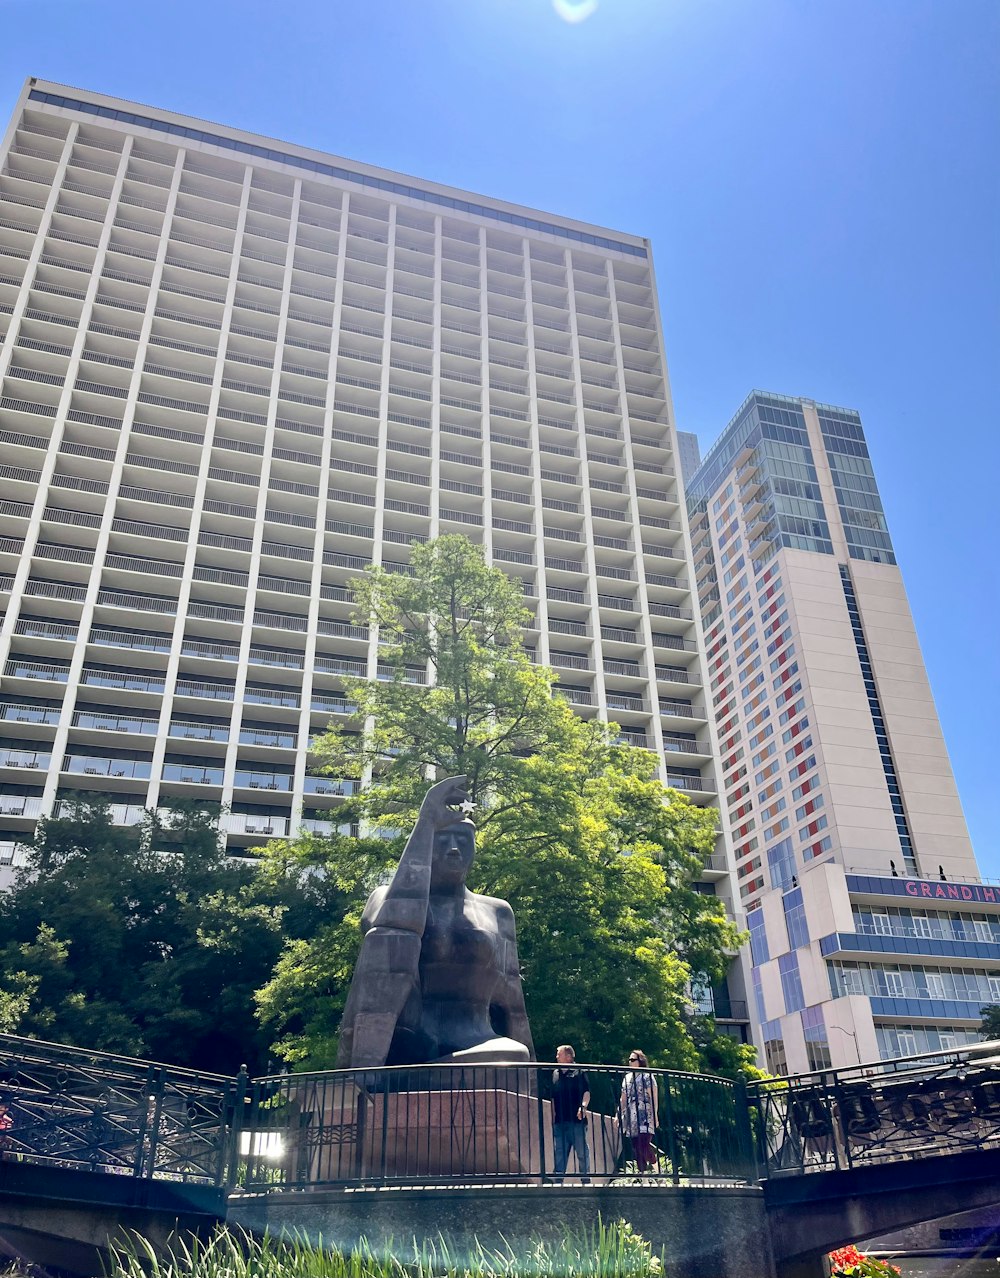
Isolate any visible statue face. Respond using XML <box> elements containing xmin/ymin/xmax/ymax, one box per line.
<box><xmin>431</xmin><ymin>821</ymin><xmax>476</xmax><ymax>888</ymax></box>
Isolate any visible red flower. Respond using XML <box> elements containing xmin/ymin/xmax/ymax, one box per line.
<box><xmin>828</xmin><ymin>1244</ymin><xmax>901</xmax><ymax>1278</ymax></box>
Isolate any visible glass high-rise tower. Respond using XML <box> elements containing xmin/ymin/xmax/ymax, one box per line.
<box><xmin>687</xmin><ymin>391</ymin><xmax>986</xmax><ymax>1071</ymax></box>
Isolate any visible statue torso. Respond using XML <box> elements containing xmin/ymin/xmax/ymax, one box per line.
<box><xmin>372</xmin><ymin>890</ymin><xmax>509</xmax><ymax>1063</ymax></box>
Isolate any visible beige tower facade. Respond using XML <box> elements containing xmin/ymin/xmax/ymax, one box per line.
<box><xmin>0</xmin><ymin>78</ymin><xmax>751</xmax><ymax>1042</ymax></box>
<box><xmin>687</xmin><ymin>391</ymin><xmax>987</xmax><ymax>1071</ymax></box>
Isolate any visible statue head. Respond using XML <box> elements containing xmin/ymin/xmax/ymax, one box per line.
<box><xmin>431</xmin><ymin>818</ymin><xmax>476</xmax><ymax>889</ymax></box>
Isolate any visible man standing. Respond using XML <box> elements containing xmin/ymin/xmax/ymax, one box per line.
<box><xmin>551</xmin><ymin>1044</ymin><xmax>591</xmax><ymax>1181</ymax></box>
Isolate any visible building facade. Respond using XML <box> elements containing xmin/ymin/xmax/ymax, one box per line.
<box><xmin>686</xmin><ymin>390</ymin><xmax>986</xmax><ymax>1070</ymax></box>
<box><xmin>675</xmin><ymin>430</ymin><xmax>701</xmax><ymax>486</ymax></box>
<box><xmin>0</xmin><ymin>77</ymin><xmax>749</xmax><ymax>1035</ymax></box>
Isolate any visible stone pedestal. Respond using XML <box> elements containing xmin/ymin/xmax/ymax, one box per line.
<box><xmin>286</xmin><ymin>1083</ymin><xmax>618</xmax><ymax>1182</ymax></box>
<box><xmin>366</xmin><ymin>1087</ymin><xmax>537</xmax><ymax>1177</ymax></box>
<box><xmin>362</xmin><ymin>1089</ymin><xmax>618</xmax><ymax>1179</ymax></box>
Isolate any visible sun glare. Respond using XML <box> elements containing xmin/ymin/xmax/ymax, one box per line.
<box><xmin>552</xmin><ymin>0</ymin><xmax>599</xmax><ymax>24</ymax></box>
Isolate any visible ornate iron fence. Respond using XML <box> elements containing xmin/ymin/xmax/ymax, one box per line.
<box><xmin>0</xmin><ymin>1032</ymin><xmax>244</xmax><ymax>1184</ymax></box>
<box><xmin>7</xmin><ymin>1028</ymin><xmax>1000</xmax><ymax>1194</ymax></box>
<box><xmin>747</xmin><ymin>1040</ymin><xmax>1000</xmax><ymax>1176</ymax></box>
<box><xmin>238</xmin><ymin>1061</ymin><xmax>756</xmax><ymax>1190</ymax></box>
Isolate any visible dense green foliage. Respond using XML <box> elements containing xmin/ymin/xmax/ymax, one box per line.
<box><xmin>980</xmin><ymin>1003</ymin><xmax>1000</xmax><ymax>1041</ymax></box>
<box><xmin>0</xmin><ymin>801</ymin><xmax>338</xmax><ymax>1074</ymax></box>
<box><xmin>260</xmin><ymin>535</ymin><xmax>755</xmax><ymax>1076</ymax></box>
<box><xmin>109</xmin><ymin>1219</ymin><xmax>663</xmax><ymax>1277</ymax></box>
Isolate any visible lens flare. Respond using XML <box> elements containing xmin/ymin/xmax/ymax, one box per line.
<box><xmin>553</xmin><ymin>0</ymin><xmax>599</xmax><ymax>23</ymax></box>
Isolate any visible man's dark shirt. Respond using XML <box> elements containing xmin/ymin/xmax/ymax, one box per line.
<box><xmin>552</xmin><ymin>1067</ymin><xmax>590</xmax><ymax>1124</ymax></box>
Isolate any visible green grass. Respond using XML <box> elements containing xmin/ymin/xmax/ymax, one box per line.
<box><xmin>107</xmin><ymin>1219</ymin><xmax>663</xmax><ymax>1277</ymax></box>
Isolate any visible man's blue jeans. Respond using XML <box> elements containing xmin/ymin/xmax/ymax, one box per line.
<box><xmin>553</xmin><ymin>1121</ymin><xmax>590</xmax><ymax>1177</ymax></box>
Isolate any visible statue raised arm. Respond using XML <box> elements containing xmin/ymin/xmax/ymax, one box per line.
<box><xmin>336</xmin><ymin>776</ymin><xmax>534</xmax><ymax>1069</ymax></box>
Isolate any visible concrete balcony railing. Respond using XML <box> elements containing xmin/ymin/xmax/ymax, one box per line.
<box><xmin>0</xmin><ymin>797</ymin><xmax>43</xmax><ymax>818</ymax></box>
<box><xmin>223</xmin><ymin>813</ymin><xmax>290</xmax><ymax>838</ymax></box>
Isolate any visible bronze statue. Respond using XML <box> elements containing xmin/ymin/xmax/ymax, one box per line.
<box><xmin>336</xmin><ymin>776</ymin><xmax>534</xmax><ymax>1069</ymax></box>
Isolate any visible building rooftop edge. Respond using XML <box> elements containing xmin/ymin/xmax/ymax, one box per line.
<box><xmin>24</xmin><ymin>77</ymin><xmax>649</xmax><ymax>254</ymax></box>
<box><xmin>689</xmin><ymin>388</ymin><xmax>863</xmax><ymax>492</ymax></box>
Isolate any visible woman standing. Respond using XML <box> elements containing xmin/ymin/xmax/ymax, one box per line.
<box><xmin>618</xmin><ymin>1050</ymin><xmax>659</xmax><ymax>1173</ymax></box>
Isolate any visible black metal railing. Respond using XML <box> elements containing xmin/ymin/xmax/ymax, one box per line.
<box><xmin>6</xmin><ymin>1028</ymin><xmax>1000</xmax><ymax>1195</ymax></box>
<box><xmin>237</xmin><ymin>1061</ymin><xmax>756</xmax><ymax>1190</ymax></box>
<box><xmin>747</xmin><ymin>1039</ymin><xmax>1000</xmax><ymax>1177</ymax></box>
<box><xmin>0</xmin><ymin>1032</ymin><xmax>243</xmax><ymax>1185</ymax></box>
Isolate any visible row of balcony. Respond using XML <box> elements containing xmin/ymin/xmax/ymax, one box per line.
<box><xmin>1</xmin><ymin>610</ymin><xmax>695</xmax><ymax>664</ymax></box>
<box><xmin>0</xmin><ymin>551</ymin><xmax>691</xmax><ymax>617</ymax></box>
<box><xmin>15</xmin><ymin>126</ymin><xmax>643</xmax><ymax>238</ymax></box>
<box><xmin>7</xmin><ymin>133</ymin><xmax>654</xmax><ymax>294</ymax></box>
<box><xmin>1</xmin><ymin>313</ymin><xmax>664</xmax><ymax>406</ymax></box>
<box><xmin>1</xmin><ymin>375</ymin><xmax>675</xmax><ymax>462</ymax></box>
<box><xmin>0</xmin><ymin>233</ymin><xmax>660</xmax><ymax>367</ymax></box>
<box><xmin>1</xmin><ymin>556</ymin><xmax>691</xmax><ymax>620</ymax></box>
<box><xmin>0</xmin><ymin>477</ymin><xmax>680</xmax><ymax>536</ymax></box>
<box><xmin>4</xmin><ymin>605</ymin><xmax>696</xmax><ymax>664</ymax></box>
<box><xmin>6</xmin><ymin>224</ymin><xmax>651</xmax><ymax>329</ymax></box>
<box><xmin>0</xmin><ymin>385</ymin><xmax>667</xmax><ymax>469</ymax></box>
<box><xmin>2</xmin><ymin>215</ymin><xmax>646</xmax><ymax>327</ymax></box>
<box><xmin>0</xmin><ymin>472</ymin><xmax>678</xmax><ymax>544</ymax></box>
<box><xmin>0</xmin><ymin>514</ymin><xmax>681</xmax><ymax>577</ymax></box>
<box><xmin>3</xmin><ymin>418</ymin><xmax>669</xmax><ymax>487</ymax></box>
<box><xmin>1</xmin><ymin>619</ymin><xmax>701</xmax><ymax>683</ymax></box>
<box><xmin>0</xmin><ymin>473</ymin><xmax>679</xmax><ymax>537</ymax></box>
<box><xmin>9</xmin><ymin>602</ymin><xmax>696</xmax><ymax>652</ymax></box>
<box><xmin>0</xmin><ymin>800</ymin><xmax>340</xmax><ymax>840</ymax></box>
<box><xmin>1</xmin><ymin>653</ymin><xmax>705</xmax><ymax>721</ymax></box>
<box><xmin>0</xmin><ymin>746</ymin><xmax>359</xmax><ymax>793</ymax></box>
<box><xmin>1</xmin><ymin>319</ymin><xmax>666</xmax><ymax>420</ymax></box>
<box><xmin>0</xmin><ymin>475</ymin><xmax>680</xmax><ymax>544</ymax></box>
<box><xmin>0</xmin><ymin>751</ymin><xmax>709</xmax><ymax>825</ymax></box>
<box><xmin>0</xmin><ymin>746</ymin><xmax>711</xmax><ymax>802</ymax></box>
<box><xmin>0</xmin><ymin>698</ymin><xmax>713</xmax><ymax>767</ymax></box>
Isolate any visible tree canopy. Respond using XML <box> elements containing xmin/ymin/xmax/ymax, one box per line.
<box><xmin>260</xmin><ymin>534</ymin><xmax>754</xmax><ymax>1075</ymax></box>
<box><xmin>0</xmin><ymin>800</ymin><xmax>323</xmax><ymax>1074</ymax></box>
<box><xmin>980</xmin><ymin>1004</ymin><xmax>1000</xmax><ymax>1042</ymax></box>
<box><xmin>310</xmin><ymin>534</ymin><xmax>576</xmax><ymax>821</ymax></box>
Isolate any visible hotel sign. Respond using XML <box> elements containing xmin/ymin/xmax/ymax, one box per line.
<box><xmin>903</xmin><ymin>879</ymin><xmax>999</xmax><ymax>903</ymax></box>
<box><xmin>846</xmin><ymin>873</ymin><xmax>1000</xmax><ymax>907</ymax></box>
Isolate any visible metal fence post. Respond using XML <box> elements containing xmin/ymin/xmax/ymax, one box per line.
<box><xmin>143</xmin><ymin>1067</ymin><xmax>165</xmax><ymax>1179</ymax></box>
<box><xmin>224</xmin><ymin>1065</ymin><xmax>249</xmax><ymax>1188</ymax></box>
<box><xmin>661</xmin><ymin>1073</ymin><xmax>680</xmax><ymax>1184</ymax></box>
<box><xmin>133</xmin><ymin>1066</ymin><xmax>152</xmax><ymax>1179</ymax></box>
<box><xmin>536</xmin><ymin>1067</ymin><xmax>548</xmax><ymax>1180</ymax></box>
<box><xmin>734</xmin><ymin>1079</ymin><xmax>759</xmax><ymax>1183</ymax></box>
<box><xmin>378</xmin><ymin>1069</ymin><xmax>389</xmax><ymax>1184</ymax></box>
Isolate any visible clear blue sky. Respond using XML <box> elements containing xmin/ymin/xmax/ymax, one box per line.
<box><xmin>2</xmin><ymin>0</ymin><xmax>998</xmax><ymax>870</ymax></box>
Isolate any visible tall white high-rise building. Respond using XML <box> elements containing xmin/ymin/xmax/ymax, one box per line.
<box><xmin>0</xmin><ymin>78</ymin><xmax>746</xmax><ymax>1031</ymax></box>
<box><xmin>687</xmin><ymin>391</ymin><xmax>988</xmax><ymax>1071</ymax></box>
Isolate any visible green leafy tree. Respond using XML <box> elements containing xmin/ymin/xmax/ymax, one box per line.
<box><xmin>980</xmin><ymin>1004</ymin><xmax>1000</xmax><ymax>1041</ymax></box>
<box><xmin>311</xmin><ymin>534</ymin><xmax>577</xmax><ymax>820</ymax></box>
<box><xmin>260</xmin><ymin>535</ymin><xmax>749</xmax><ymax>1075</ymax></box>
<box><xmin>471</xmin><ymin>746</ymin><xmax>740</xmax><ymax>1068</ymax></box>
<box><xmin>0</xmin><ymin>800</ymin><xmax>315</xmax><ymax>1073</ymax></box>
<box><xmin>0</xmin><ymin>945</ymin><xmax>43</xmax><ymax>1034</ymax></box>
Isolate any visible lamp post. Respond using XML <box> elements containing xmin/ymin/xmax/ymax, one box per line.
<box><xmin>830</xmin><ymin>1025</ymin><xmax>862</xmax><ymax>1064</ymax></box>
